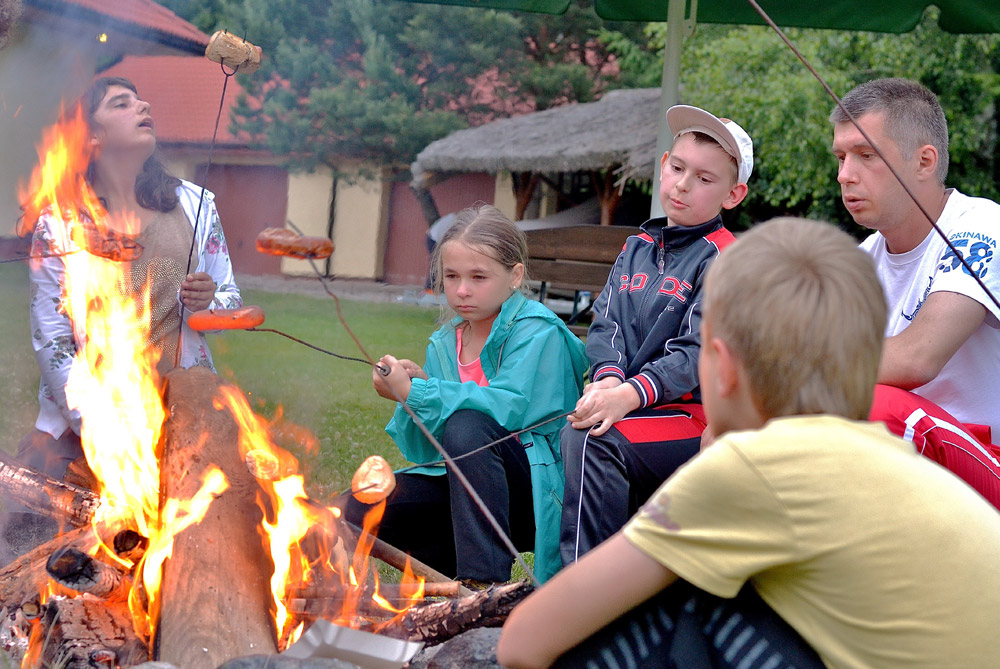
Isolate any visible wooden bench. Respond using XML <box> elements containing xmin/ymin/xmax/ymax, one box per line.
<box><xmin>524</xmin><ymin>225</ymin><xmax>641</xmax><ymax>336</ymax></box>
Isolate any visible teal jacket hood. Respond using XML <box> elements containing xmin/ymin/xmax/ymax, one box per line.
<box><xmin>386</xmin><ymin>291</ymin><xmax>588</xmax><ymax>581</ymax></box>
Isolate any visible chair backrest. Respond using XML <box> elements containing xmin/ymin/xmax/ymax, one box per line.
<box><xmin>524</xmin><ymin>225</ymin><xmax>640</xmax><ymax>292</ymax></box>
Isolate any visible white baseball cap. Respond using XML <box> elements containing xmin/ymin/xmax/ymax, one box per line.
<box><xmin>666</xmin><ymin>105</ymin><xmax>754</xmax><ymax>185</ymax></box>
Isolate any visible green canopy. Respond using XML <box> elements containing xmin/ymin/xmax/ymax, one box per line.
<box><xmin>393</xmin><ymin>0</ymin><xmax>1000</xmax><ymax>214</ymax></box>
<box><xmin>395</xmin><ymin>0</ymin><xmax>1000</xmax><ymax>33</ymax></box>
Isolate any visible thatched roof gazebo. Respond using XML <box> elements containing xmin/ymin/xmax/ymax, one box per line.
<box><xmin>411</xmin><ymin>88</ymin><xmax>661</xmax><ymax>226</ymax></box>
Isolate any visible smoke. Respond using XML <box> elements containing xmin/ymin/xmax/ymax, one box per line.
<box><xmin>0</xmin><ymin>0</ymin><xmax>21</xmax><ymax>49</ymax></box>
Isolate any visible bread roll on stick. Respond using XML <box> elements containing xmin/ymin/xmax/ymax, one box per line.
<box><xmin>205</xmin><ymin>30</ymin><xmax>262</xmax><ymax>74</ymax></box>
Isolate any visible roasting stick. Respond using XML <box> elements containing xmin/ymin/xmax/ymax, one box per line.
<box><xmin>174</xmin><ymin>31</ymin><xmax>262</xmax><ymax>368</ymax></box>
<box><xmin>250</xmin><ymin>237</ymin><xmax>541</xmax><ymax>585</ymax></box>
<box><xmin>188</xmin><ymin>307</ymin><xmax>576</xmax><ymax>462</ymax></box>
<box><xmin>744</xmin><ymin>0</ymin><xmax>1000</xmax><ymax>313</ymax></box>
<box><xmin>199</xmin><ymin>225</ymin><xmax>544</xmax><ymax>586</ymax></box>
<box><xmin>292</xmin><ymin>495</ymin><xmax>472</xmax><ymax>596</ymax></box>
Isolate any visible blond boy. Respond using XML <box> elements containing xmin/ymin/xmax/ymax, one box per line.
<box><xmin>560</xmin><ymin>105</ymin><xmax>751</xmax><ymax>565</ymax></box>
<box><xmin>500</xmin><ymin>218</ymin><xmax>1000</xmax><ymax>669</ymax></box>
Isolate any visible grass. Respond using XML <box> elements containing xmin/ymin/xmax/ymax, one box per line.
<box><xmin>213</xmin><ymin>287</ymin><xmax>438</xmax><ymax>502</ymax></box>
<box><xmin>0</xmin><ymin>263</ymin><xmax>40</xmax><ymax>449</ymax></box>
<box><xmin>0</xmin><ymin>264</ymin><xmax>536</xmax><ymax>582</ymax></box>
<box><xmin>0</xmin><ymin>261</ymin><xmax>439</xmax><ymax>502</ymax></box>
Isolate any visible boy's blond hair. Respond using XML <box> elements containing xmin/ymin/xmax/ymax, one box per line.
<box><xmin>703</xmin><ymin>217</ymin><xmax>886</xmax><ymax>420</ymax></box>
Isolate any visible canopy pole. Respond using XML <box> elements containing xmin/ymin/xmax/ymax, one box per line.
<box><xmin>650</xmin><ymin>0</ymin><xmax>694</xmax><ymax>218</ymax></box>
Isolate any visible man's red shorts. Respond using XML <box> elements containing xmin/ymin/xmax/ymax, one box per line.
<box><xmin>870</xmin><ymin>384</ymin><xmax>1000</xmax><ymax>510</ymax></box>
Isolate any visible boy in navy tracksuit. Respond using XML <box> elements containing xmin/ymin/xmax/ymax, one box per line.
<box><xmin>561</xmin><ymin>105</ymin><xmax>754</xmax><ymax>565</ymax></box>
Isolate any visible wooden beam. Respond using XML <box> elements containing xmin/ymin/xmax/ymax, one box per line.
<box><xmin>513</xmin><ymin>172</ymin><xmax>539</xmax><ymax>221</ymax></box>
<box><xmin>154</xmin><ymin>367</ymin><xmax>277</xmax><ymax>667</ymax></box>
<box><xmin>523</xmin><ymin>225</ymin><xmax>639</xmax><ymax>263</ymax></box>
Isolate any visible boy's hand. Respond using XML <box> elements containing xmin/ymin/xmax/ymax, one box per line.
<box><xmin>373</xmin><ymin>355</ymin><xmax>413</xmax><ymax>401</ymax></box>
<box><xmin>568</xmin><ymin>384</ymin><xmax>640</xmax><ymax>436</ymax></box>
<box><xmin>583</xmin><ymin>376</ymin><xmax>623</xmax><ymax>395</ymax></box>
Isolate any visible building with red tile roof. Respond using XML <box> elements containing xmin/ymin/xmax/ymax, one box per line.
<box><xmin>2</xmin><ymin>0</ymin><xmax>209</xmax><ymax>248</ymax></box>
<box><xmin>24</xmin><ymin>0</ymin><xmax>207</xmax><ymax>56</ymax></box>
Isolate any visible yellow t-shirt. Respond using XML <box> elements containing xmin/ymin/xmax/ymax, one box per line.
<box><xmin>624</xmin><ymin>415</ymin><xmax>1000</xmax><ymax>668</ymax></box>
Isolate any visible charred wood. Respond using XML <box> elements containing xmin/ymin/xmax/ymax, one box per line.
<box><xmin>0</xmin><ymin>450</ymin><xmax>98</xmax><ymax>527</ymax></box>
<box><xmin>40</xmin><ymin>596</ymin><xmax>147</xmax><ymax>668</ymax></box>
<box><xmin>380</xmin><ymin>581</ymin><xmax>533</xmax><ymax>646</ymax></box>
<box><xmin>45</xmin><ymin>547</ymin><xmax>130</xmax><ymax>601</ymax></box>
<box><xmin>0</xmin><ymin>525</ymin><xmax>93</xmax><ymax>607</ymax></box>
<box><xmin>287</xmin><ymin>580</ymin><xmax>461</xmax><ymax>601</ymax></box>
<box><xmin>342</xmin><ymin>520</ymin><xmax>473</xmax><ymax>595</ymax></box>
<box><xmin>113</xmin><ymin>528</ymin><xmax>148</xmax><ymax>563</ymax></box>
<box><xmin>287</xmin><ymin>597</ymin><xmax>395</xmax><ymax>622</ymax></box>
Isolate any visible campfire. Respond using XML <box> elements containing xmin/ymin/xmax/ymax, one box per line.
<box><xmin>1</xmin><ymin>92</ymin><xmax>530</xmax><ymax>668</ymax></box>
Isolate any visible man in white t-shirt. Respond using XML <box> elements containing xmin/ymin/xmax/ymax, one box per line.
<box><xmin>831</xmin><ymin>78</ymin><xmax>1000</xmax><ymax>441</ymax></box>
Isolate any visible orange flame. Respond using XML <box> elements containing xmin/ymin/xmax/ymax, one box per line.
<box><xmin>213</xmin><ymin>386</ymin><xmax>426</xmax><ymax>648</ymax></box>
<box><xmin>19</xmin><ymin>103</ymin><xmax>425</xmax><ymax>659</ymax></box>
<box><xmin>19</xmin><ymin>101</ymin><xmax>230</xmax><ymax>644</ymax></box>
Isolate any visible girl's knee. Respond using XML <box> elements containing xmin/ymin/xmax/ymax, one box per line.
<box><xmin>441</xmin><ymin>409</ymin><xmax>500</xmax><ymax>455</ymax></box>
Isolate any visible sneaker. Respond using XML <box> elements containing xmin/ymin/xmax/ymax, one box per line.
<box><xmin>458</xmin><ymin>578</ymin><xmax>495</xmax><ymax>592</ymax></box>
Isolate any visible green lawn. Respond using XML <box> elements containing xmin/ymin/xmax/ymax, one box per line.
<box><xmin>0</xmin><ymin>263</ymin><xmax>40</xmax><ymax>448</ymax></box>
<box><xmin>0</xmin><ymin>262</ymin><xmax>439</xmax><ymax>503</ymax></box>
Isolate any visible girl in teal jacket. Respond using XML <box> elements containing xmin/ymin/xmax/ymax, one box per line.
<box><xmin>346</xmin><ymin>205</ymin><xmax>588</xmax><ymax>584</ymax></box>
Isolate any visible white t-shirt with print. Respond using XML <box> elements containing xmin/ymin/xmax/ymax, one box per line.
<box><xmin>861</xmin><ymin>189</ymin><xmax>1000</xmax><ymax>439</ymax></box>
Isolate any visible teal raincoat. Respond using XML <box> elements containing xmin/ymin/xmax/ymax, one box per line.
<box><xmin>386</xmin><ymin>291</ymin><xmax>589</xmax><ymax>582</ymax></box>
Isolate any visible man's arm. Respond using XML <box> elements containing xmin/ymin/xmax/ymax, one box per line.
<box><xmin>497</xmin><ymin>533</ymin><xmax>677</xmax><ymax>669</ymax></box>
<box><xmin>879</xmin><ymin>291</ymin><xmax>986</xmax><ymax>389</ymax></box>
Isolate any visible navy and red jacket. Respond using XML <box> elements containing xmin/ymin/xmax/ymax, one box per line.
<box><xmin>586</xmin><ymin>215</ymin><xmax>736</xmax><ymax>408</ymax></box>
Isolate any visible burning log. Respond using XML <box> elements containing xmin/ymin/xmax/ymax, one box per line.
<box><xmin>287</xmin><ymin>597</ymin><xmax>392</xmax><ymax>622</ymax></box>
<box><xmin>154</xmin><ymin>366</ymin><xmax>278</xmax><ymax>668</ymax></box>
<box><xmin>341</xmin><ymin>520</ymin><xmax>472</xmax><ymax>595</ymax></box>
<box><xmin>286</xmin><ymin>581</ymin><xmax>463</xmax><ymax>621</ymax></box>
<box><xmin>288</xmin><ymin>581</ymin><xmax>462</xmax><ymax>600</ymax></box>
<box><xmin>0</xmin><ymin>525</ymin><xmax>93</xmax><ymax>607</ymax></box>
<box><xmin>45</xmin><ymin>547</ymin><xmax>130</xmax><ymax>601</ymax></box>
<box><xmin>0</xmin><ymin>449</ymin><xmax>99</xmax><ymax>527</ymax></box>
<box><xmin>293</xmin><ymin>495</ymin><xmax>469</xmax><ymax>594</ymax></box>
<box><xmin>381</xmin><ymin>581</ymin><xmax>533</xmax><ymax>646</ymax></box>
<box><xmin>113</xmin><ymin>528</ymin><xmax>148</xmax><ymax>563</ymax></box>
<box><xmin>39</xmin><ymin>596</ymin><xmax>148</xmax><ymax>668</ymax></box>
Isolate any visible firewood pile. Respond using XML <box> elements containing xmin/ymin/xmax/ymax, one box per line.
<box><xmin>0</xmin><ymin>368</ymin><xmax>532</xmax><ymax>668</ymax></box>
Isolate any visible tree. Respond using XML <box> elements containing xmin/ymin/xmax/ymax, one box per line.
<box><xmin>159</xmin><ymin>0</ymin><xmax>655</xmax><ymax>174</ymax></box>
<box><xmin>157</xmin><ymin>0</ymin><xmax>226</xmax><ymax>34</ymax></box>
<box><xmin>611</xmin><ymin>9</ymin><xmax>1000</xmax><ymax>232</ymax></box>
